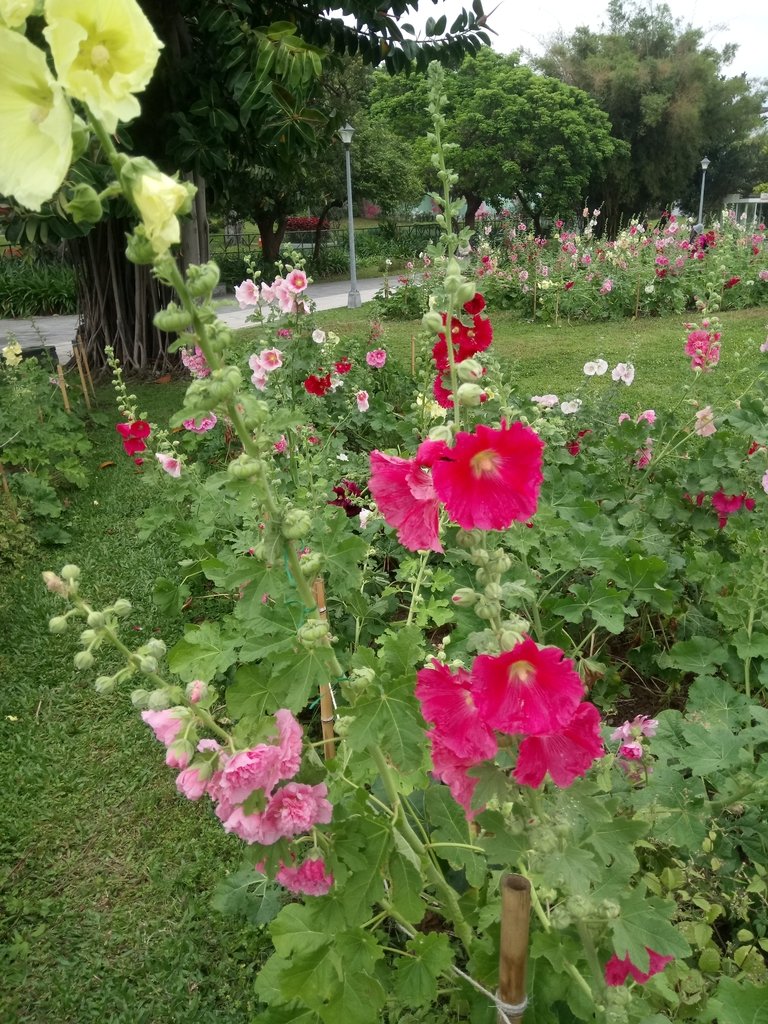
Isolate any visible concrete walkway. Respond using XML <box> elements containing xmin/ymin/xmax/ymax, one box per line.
<box><xmin>0</xmin><ymin>276</ymin><xmax>386</xmax><ymax>365</ymax></box>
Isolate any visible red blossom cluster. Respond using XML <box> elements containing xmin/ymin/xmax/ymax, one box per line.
<box><xmin>304</xmin><ymin>371</ymin><xmax>332</xmax><ymax>396</ymax></box>
<box><xmin>604</xmin><ymin>948</ymin><xmax>674</xmax><ymax>986</ymax></box>
<box><xmin>116</xmin><ymin>419</ymin><xmax>151</xmax><ymax>464</ymax></box>
<box><xmin>431</xmin><ymin>293</ymin><xmax>492</xmax><ymax>408</ymax></box>
<box><xmin>416</xmin><ymin>638</ymin><xmax>604</xmax><ymax>817</ymax></box>
<box><xmin>369</xmin><ymin>421</ymin><xmax>545</xmax><ymax>552</ymax></box>
<box><xmin>684</xmin><ymin>489</ymin><xmax>756</xmax><ymax>528</ymax></box>
<box><xmin>328</xmin><ymin>478</ymin><xmax>363</xmax><ymax>517</ymax></box>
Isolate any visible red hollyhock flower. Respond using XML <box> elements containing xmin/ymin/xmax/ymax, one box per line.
<box><xmin>564</xmin><ymin>281</ymin><xmax>575</xmax><ymax>290</ymax></box>
<box><xmin>472</xmin><ymin>637</ymin><xmax>584</xmax><ymax>737</ymax></box>
<box><xmin>433</xmin><ymin>313</ymin><xmax>493</xmax><ymax>370</ymax></box>
<box><xmin>711</xmin><ymin>490</ymin><xmax>754</xmax><ymax>527</ymax></box>
<box><xmin>724</xmin><ymin>276</ymin><xmax>741</xmax><ymax>289</ymax></box>
<box><xmin>328</xmin><ymin>479</ymin><xmax>363</xmax><ymax>517</ymax></box>
<box><xmin>116</xmin><ymin>420</ymin><xmax>151</xmax><ymax>456</ymax></box>
<box><xmin>416</xmin><ymin>660</ymin><xmax>497</xmax><ymax>763</ymax></box>
<box><xmin>304</xmin><ymin>373</ymin><xmax>332</xmax><ymax>396</ymax></box>
<box><xmin>566</xmin><ymin>429</ymin><xmax>591</xmax><ymax>457</ymax></box>
<box><xmin>463</xmin><ymin>293</ymin><xmax>486</xmax><ymax>315</ymax></box>
<box><xmin>368</xmin><ymin>440</ymin><xmax>443</xmax><ymax>552</ymax></box>
<box><xmin>513</xmin><ymin>702</ymin><xmax>604</xmax><ymax>788</ymax></box>
<box><xmin>429</xmin><ymin>732</ymin><xmax>484</xmax><ymax>819</ymax></box>
<box><xmin>430</xmin><ymin>421</ymin><xmax>544</xmax><ymax>531</ymax></box>
<box><xmin>604</xmin><ymin>948</ymin><xmax>674</xmax><ymax>986</ymax></box>
<box><xmin>123</xmin><ymin>437</ymin><xmax>147</xmax><ymax>456</ymax></box>
<box><xmin>433</xmin><ymin>372</ymin><xmax>454</xmax><ymax>409</ymax></box>
<box><xmin>334</xmin><ymin>358</ymin><xmax>352</xmax><ymax>374</ymax></box>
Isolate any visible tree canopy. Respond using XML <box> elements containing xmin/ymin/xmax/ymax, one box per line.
<box><xmin>370</xmin><ymin>49</ymin><xmax>620</xmax><ymax>231</ymax></box>
<box><xmin>534</xmin><ymin>0</ymin><xmax>768</xmax><ymax>229</ymax></box>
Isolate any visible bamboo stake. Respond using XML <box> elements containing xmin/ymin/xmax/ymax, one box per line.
<box><xmin>497</xmin><ymin>873</ymin><xmax>531</xmax><ymax>1023</ymax></box>
<box><xmin>72</xmin><ymin>342</ymin><xmax>92</xmax><ymax>410</ymax></box>
<box><xmin>410</xmin><ymin>334</ymin><xmax>416</xmax><ymax>376</ymax></box>
<box><xmin>311</xmin><ymin>577</ymin><xmax>336</xmax><ymax>760</ymax></box>
<box><xmin>56</xmin><ymin>364</ymin><xmax>71</xmax><ymax>413</ymax></box>
<box><xmin>77</xmin><ymin>336</ymin><xmax>97</xmax><ymax>396</ymax></box>
<box><xmin>0</xmin><ymin>462</ymin><xmax>10</xmax><ymax>496</ymax></box>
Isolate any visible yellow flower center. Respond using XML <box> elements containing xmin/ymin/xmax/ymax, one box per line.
<box><xmin>470</xmin><ymin>449</ymin><xmax>499</xmax><ymax>477</ymax></box>
<box><xmin>507</xmin><ymin>660</ymin><xmax>536</xmax><ymax>685</ymax></box>
<box><xmin>90</xmin><ymin>43</ymin><xmax>111</xmax><ymax>68</ymax></box>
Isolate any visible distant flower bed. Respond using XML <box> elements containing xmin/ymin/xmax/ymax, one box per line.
<box><xmin>284</xmin><ymin>216</ymin><xmax>329</xmax><ymax>232</ymax></box>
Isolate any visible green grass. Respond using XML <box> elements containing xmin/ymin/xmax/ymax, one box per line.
<box><xmin>0</xmin><ymin>382</ymin><xmax>266</xmax><ymax>1024</ymax></box>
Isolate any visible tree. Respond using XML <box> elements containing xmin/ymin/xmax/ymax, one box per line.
<box><xmin>370</xmin><ymin>49</ymin><xmax>620</xmax><ymax>232</ymax></box>
<box><xmin>535</xmin><ymin>1</ymin><xmax>768</xmax><ymax>232</ymax></box>
<box><xmin>4</xmin><ymin>0</ymin><xmax>491</xmax><ymax>371</ymax></box>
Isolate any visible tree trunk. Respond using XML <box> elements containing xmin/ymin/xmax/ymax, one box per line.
<box><xmin>464</xmin><ymin>192</ymin><xmax>483</xmax><ymax>229</ymax></box>
<box><xmin>312</xmin><ymin>200</ymin><xmax>341</xmax><ymax>262</ymax></box>
<box><xmin>68</xmin><ymin>219</ymin><xmax>175</xmax><ymax>375</ymax></box>
<box><xmin>181</xmin><ymin>170</ymin><xmax>209</xmax><ymax>269</ymax></box>
<box><xmin>254</xmin><ymin>212</ymin><xmax>287</xmax><ymax>267</ymax></box>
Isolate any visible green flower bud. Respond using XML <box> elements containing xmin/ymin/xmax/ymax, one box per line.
<box><xmin>74</xmin><ymin>650</ymin><xmax>95</xmax><ymax>671</ymax></box>
<box><xmin>456</xmin><ymin>358</ymin><xmax>484</xmax><ymax>382</ymax></box>
<box><xmin>483</xmin><ymin>582</ymin><xmax>504</xmax><ymax>601</ymax></box>
<box><xmin>131</xmin><ymin>688</ymin><xmax>151</xmax><ymax>709</ymax></box>
<box><xmin>350</xmin><ymin>666</ymin><xmax>376</xmax><ymax>686</ymax></box>
<box><xmin>138</xmin><ymin>656</ymin><xmax>158</xmax><ymax>675</ymax></box>
<box><xmin>334</xmin><ymin>715</ymin><xmax>353</xmax><ymax>738</ymax></box>
<box><xmin>422</xmin><ymin>311</ymin><xmax>443</xmax><ymax>333</ymax></box>
<box><xmin>154</xmin><ymin>302</ymin><xmax>193</xmax><ymax>333</ymax></box>
<box><xmin>456</xmin><ymin>382</ymin><xmax>486</xmax><ymax>407</ymax></box>
<box><xmin>186</xmin><ymin>261</ymin><xmax>221</xmax><ymax>298</ymax></box>
<box><xmin>474</xmin><ymin>597</ymin><xmax>501</xmax><ymax>620</ymax></box>
<box><xmin>282</xmin><ymin>508</ymin><xmax>312</xmax><ymax>540</ymax></box>
<box><xmin>61</xmin><ymin>564</ymin><xmax>81</xmax><ymax>582</ymax></box>
<box><xmin>64</xmin><ymin>183</ymin><xmax>103</xmax><ymax>225</ymax></box>
<box><xmin>87</xmin><ymin>611</ymin><xmax>106</xmax><ymax>629</ymax></box>
<box><xmin>451</xmin><ymin>588</ymin><xmax>478</xmax><ymax>607</ymax></box>
<box><xmin>95</xmin><ymin>676</ymin><xmax>116</xmax><ymax>694</ymax></box>
<box><xmin>566</xmin><ymin>894</ymin><xmax>592</xmax><ymax>919</ymax></box>
<box><xmin>297</xmin><ymin>618</ymin><xmax>330</xmax><ymax>648</ymax></box>
<box><xmin>112</xmin><ymin>598</ymin><xmax>132</xmax><ymax>618</ymax></box>
<box><xmin>470</xmin><ymin>548</ymin><xmax>490</xmax><ymax>566</ymax></box>
<box><xmin>125</xmin><ymin>226</ymin><xmax>157</xmax><ymax>266</ymax></box>
<box><xmin>600</xmin><ymin>900</ymin><xmax>621</xmax><ymax>920</ymax></box>
<box><xmin>48</xmin><ymin>615</ymin><xmax>69</xmax><ymax>634</ymax></box>
<box><xmin>499</xmin><ymin>629</ymin><xmax>523</xmax><ymax>651</ymax></box>
<box><xmin>299</xmin><ymin>552</ymin><xmax>325</xmax><ymax>577</ymax></box>
<box><xmin>227</xmin><ymin>454</ymin><xmax>263</xmax><ymax>479</ymax></box>
<box><xmin>79</xmin><ymin>628</ymin><xmax>97</xmax><ymax>645</ymax></box>
<box><xmin>70</xmin><ymin>116</ymin><xmax>90</xmax><ymax>163</ymax></box>
<box><xmin>185</xmin><ymin>679</ymin><xmax>209</xmax><ymax>703</ymax></box>
<box><xmin>147</xmin><ymin>688</ymin><xmax>172</xmax><ymax>710</ymax></box>
<box><xmin>456</xmin><ymin>280</ymin><xmax>477</xmax><ymax>305</ymax></box>
<box><xmin>144</xmin><ymin>638</ymin><xmax>167</xmax><ymax>659</ymax></box>
<box><xmin>427</xmin><ymin>425</ymin><xmax>453</xmax><ymax>443</ymax></box>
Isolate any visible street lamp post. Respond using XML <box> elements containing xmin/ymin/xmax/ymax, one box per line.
<box><xmin>697</xmin><ymin>156</ymin><xmax>711</xmax><ymax>227</ymax></box>
<box><xmin>338</xmin><ymin>123</ymin><xmax>361</xmax><ymax>309</ymax></box>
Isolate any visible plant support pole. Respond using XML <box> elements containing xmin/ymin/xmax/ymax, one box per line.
<box><xmin>311</xmin><ymin>577</ymin><xmax>336</xmax><ymax>760</ymax></box>
<box><xmin>497</xmin><ymin>873</ymin><xmax>531</xmax><ymax>1023</ymax></box>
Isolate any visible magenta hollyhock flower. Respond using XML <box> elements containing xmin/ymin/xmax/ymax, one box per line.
<box><xmin>605</xmin><ymin>948</ymin><xmax>674</xmax><ymax>986</ymax></box>
<box><xmin>183</xmin><ymin>413</ymin><xmax>217</xmax><ymax>433</ymax></box>
<box><xmin>261</xmin><ymin>782</ymin><xmax>333</xmax><ymax>841</ymax></box>
<box><xmin>368</xmin><ymin>442</ymin><xmax>443</xmax><ymax>552</ymax></box>
<box><xmin>415</xmin><ymin>660</ymin><xmax>497</xmax><ymax>763</ymax></box>
<box><xmin>429</xmin><ymin>732</ymin><xmax>484</xmax><ymax>819</ymax></box>
<box><xmin>220</xmin><ymin>745</ymin><xmax>283</xmax><ymax>804</ymax></box>
<box><xmin>513</xmin><ymin>702</ymin><xmax>605</xmax><ymax>788</ymax></box>
<box><xmin>611</xmin><ymin>715</ymin><xmax>658</xmax><ymax>741</ymax></box>
<box><xmin>276</xmin><ymin>857</ymin><xmax>333</xmax><ymax>896</ymax></box>
<box><xmin>684</xmin><ymin>329</ymin><xmax>720</xmax><ymax>371</ymax></box>
<box><xmin>366</xmin><ymin>348</ymin><xmax>387</xmax><ymax>368</ymax></box>
<box><xmin>472</xmin><ymin>637</ymin><xmax>584</xmax><ymax>737</ymax></box>
<box><xmin>235</xmin><ymin>279</ymin><xmax>260</xmax><ymax>307</ymax></box>
<box><xmin>175</xmin><ymin>766</ymin><xmax>208</xmax><ymax>800</ymax></box>
<box><xmin>274</xmin><ymin>709</ymin><xmax>303</xmax><ymax>780</ymax></box>
<box><xmin>429</xmin><ymin>421</ymin><xmax>544</xmax><ymax>531</ymax></box>
<box><xmin>618</xmin><ymin>741</ymin><xmax>644</xmax><ymax>760</ymax></box>
<box><xmin>141</xmin><ymin>708</ymin><xmax>185</xmax><ymax>746</ymax></box>
<box><xmin>356</xmin><ymin>390</ymin><xmax>369</xmax><ymax>412</ymax></box>
<box><xmin>156</xmin><ymin>452</ymin><xmax>182</xmax><ymax>477</ymax></box>
<box><xmin>285</xmin><ymin>269</ymin><xmax>308</xmax><ymax>293</ymax></box>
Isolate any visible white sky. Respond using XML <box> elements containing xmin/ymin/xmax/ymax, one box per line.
<box><xmin>419</xmin><ymin>0</ymin><xmax>768</xmax><ymax>81</ymax></box>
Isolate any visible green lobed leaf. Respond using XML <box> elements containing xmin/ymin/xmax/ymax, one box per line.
<box><xmin>345</xmin><ymin>676</ymin><xmax>426</xmax><ymax>772</ymax></box>
<box><xmin>609</xmin><ymin>887</ymin><xmax>691</xmax><ymax>970</ymax></box>
<box><xmin>425</xmin><ymin>786</ymin><xmax>486</xmax><ymax>887</ymax></box>
<box><xmin>167</xmin><ymin>621</ymin><xmax>240</xmax><ymax>682</ymax></box>
<box><xmin>393</xmin><ymin>933</ymin><xmax>454</xmax><ymax>1008</ymax></box>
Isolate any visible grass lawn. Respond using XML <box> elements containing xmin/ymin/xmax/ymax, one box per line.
<box><xmin>2</xmin><ymin>303</ymin><xmax>767</xmax><ymax>1022</ymax></box>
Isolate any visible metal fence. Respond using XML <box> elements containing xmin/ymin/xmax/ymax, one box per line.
<box><xmin>209</xmin><ymin>221</ymin><xmax>442</xmax><ymax>260</ymax></box>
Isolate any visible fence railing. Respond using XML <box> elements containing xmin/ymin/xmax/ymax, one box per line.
<box><xmin>209</xmin><ymin>221</ymin><xmax>443</xmax><ymax>259</ymax></box>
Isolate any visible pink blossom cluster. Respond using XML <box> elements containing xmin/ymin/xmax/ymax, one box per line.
<box><xmin>683</xmin><ymin>320</ymin><xmax>721</xmax><ymax>372</ymax></box>
<box><xmin>183</xmin><ymin>412</ymin><xmax>218</xmax><ymax>433</ymax></box>
<box><xmin>248</xmin><ymin>348</ymin><xmax>283</xmax><ymax>390</ymax></box>
<box><xmin>180</xmin><ymin>345</ymin><xmax>210</xmax><ymax>378</ymax></box>
<box><xmin>366</xmin><ymin>348</ymin><xmax>387</xmax><ymax>368</ymax></box>
<box><xmin>605</xmin><ymin>947</ymin><xmax>674</xmax><ymax>986</ymax></box>
<box><xmin>610</xmin><ymin>714</ymin><xmax>657</xmax><ymax>781</ymax></box>
<box><xmin>235</xmin><ymin>269</ymin><xmax>309</xmax><ymax>315</ymax></box>
<box><xmin>369</xmin><ymin>421</ymin><xmax>544</xmax><ymax>553</ymax></box>
<box><xmin>416</xmin><ymin>638</ymin><xmax>604</xmax><ymax>818</ymax></box>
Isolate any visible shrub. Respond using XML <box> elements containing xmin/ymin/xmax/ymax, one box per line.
<box><xmin>0</xmin><ymin>257</ymin><xmax>77</xmax><ymax>317</ymax></box>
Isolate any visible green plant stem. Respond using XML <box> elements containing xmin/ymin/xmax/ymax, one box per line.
<box><xmin>576</xmin><ymin>920</ymin><xmax>604</xmax><ymax>990</ymax></box>
<box><xmin>406</xmin><ymin>552</ymin><xmax>430</xmax><ymax>626</ymax></box>
<box><xmin>519</xmin><ymin>546</ymin><xmax>545</xmax><ymax>642</ymax></box>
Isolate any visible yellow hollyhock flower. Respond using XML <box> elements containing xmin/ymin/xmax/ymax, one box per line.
<box><xmin>44</xmin><ymin>0</ymin><xmax>162</xmax><ymax>133</ymax></box>
<box><xmin>0</xmin><ymin>28</ymin><xmax>73</xmax><ymax>210</ymax></box>
<box><xmin>132</xmin><ymin>168</ymin><xmax>193</xmax><ymax>256</ymax></box>
<box><xmin>0</xmin><ymin>0</ymin><xmax>38</xmax><ymax>28</ymax></box>
<box><xmin>2</xmin><ymin>340</ymin><xmax>24</xmax><ymax>366</ymax></box>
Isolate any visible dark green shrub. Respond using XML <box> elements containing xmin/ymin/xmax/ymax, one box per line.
<box><xmin>0</xmin><ymin>258</ymin><xmax>77</xmax><ymax>317</ymax></box>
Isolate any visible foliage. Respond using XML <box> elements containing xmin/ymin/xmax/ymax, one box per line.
<box><xmin>0</xmin><ymin>257</ymin><xmax>76</xmax><ymax>317</ymax></box>
<box><xmin>535</xmin><ymin>0</ymin><xmax>768</xmax><ymax>231</ymax></box>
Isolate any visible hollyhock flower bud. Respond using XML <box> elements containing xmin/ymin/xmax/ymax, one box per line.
<box><xmin>144</xmin><ymin>638</ymin><xmax>166</xmax><ymax>659</ymax></box>
<box><xmin>86</xmin><ymin>611</ymin><xmax>106</xmax><ymax>629</ymax></box>
<box><xmin>427</xmin><ymin>425</ymin><xmax>453</xmax><ymax>443</ymax></box>
<box><xmin>42</xmin><ymin>571</ymin><xmax>69</xmax><ymax>597</ymax></box>
<box><xmin>61</xmin><ymin>564</ymin><xmax>81</xmax><ymax>582</ymax></box>
<box><xmin>186</xmin><ymin>679</ymin><xmax>208</xmax><ymax>704</ymax></box>
<box><xmin>74</xmin><ymin>651</ymin><xmax>95</xmax><ymax>671</ymax></box>
<box><xmin>297</xmin><ymin>619</ymin><xmax>330</xmax><ymax>647</ymax></box>
<box><xmin>456</xmin><ymin>359</ymin><xmax>484</xmax><ymax>382</ymax></box>
<box><xmin>95</xmin><ymin>676</ymin><xmax>116</xmax><ymax>694</ymax></box>
<box><xmin>451</xmin><ymin>588</ymin><xmax>479</xmax><ymax>607</ymax></box>
<box><xmin>456</xmin><ymin>383</ymin><xmax>485</xmax><ymax>406</ymax></box>
<box><xmin>422</xmin><ymin>311</ymin><xmax>444</xmax><ymax>333</ymax></box>
<box><xmin>79</xmin><ymin>628</ymin><xmax>98</xmax><ymax>645</ymax></box>
<box><xmin>176</xmin><ymin>766</ymin><xmax>208</xmax><ymax>800</ymax></box>
<box><xmin>165</xmin><ymin>739</ymin><xmax>193</xmax><ymax>769</ymax></box>
<box><xmin>130</xmin><ymin>689</ymin><xmax>151</xmax><ymax>709</ymax></box>
<box><xmin>138</xmin><ymin>655</ymin><xmax>158</xmax><ymax>675</ymax></box>
<box><xmin>147</xmin><ymin>689</ymin><xmax>172</xmax><ymax>710</ymax></box>
<box><xmin>282</xmin><ymin>508</ymin><xmax>312</xmax><ymax>539</ymax></box>
<box><xmin>48</xmin><ymin>616</ymin><xmax>69</xmax><ymax>634</ymax></box>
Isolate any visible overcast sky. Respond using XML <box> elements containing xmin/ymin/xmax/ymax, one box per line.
<box><xmin>421</xmin><ymin>0</ymin><xmax>767</xmax><ymax>81</ymax></box>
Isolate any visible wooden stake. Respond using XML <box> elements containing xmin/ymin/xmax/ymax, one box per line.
<box><xmin>56</xmin><ymin>364</ymin><xmax>71</xmax><ymax>413</ymax></box>
<box><xmin>410</xmin><ymin>334</ymin><xmax>416</xmax><ymax>376</ymax></box>
<box><xmin>78</xmin><ymin>338</ymin><xmax>96</xmax><ymax>397</ymax></box>
<box><xmin>0</xmin><ymin>462</ymin><xmax>10</xmax><ymax>496</ymax></box>
<box><xmin>497</xmin><ymin>873</ymin><xmax>531</xmax><ymax>1023</ymax></box>
<box><xmin>72</xmin><ymin>342</ymin><xmax>92</xmax><ymax>410</ymax></box>
<box><xmin>311</xmin><ymin>577</ymin><xmax>336</xmax><ymax>760</ymax></box>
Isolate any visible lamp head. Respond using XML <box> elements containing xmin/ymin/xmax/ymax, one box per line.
<box><xmin>338</xmin><ymin>123</ymin><xmax>355</xmax><ymax>146</ymax></box>
<box><xmin>700</xmin><ymin>156</ymin><xmax>711</xmax><ymax>171</ymax></box>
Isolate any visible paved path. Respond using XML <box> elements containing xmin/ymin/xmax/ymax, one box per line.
<box><xmin>0</xmin><ymin>276</ymin><xmax>386</xmax><ymax>365</ymax></box>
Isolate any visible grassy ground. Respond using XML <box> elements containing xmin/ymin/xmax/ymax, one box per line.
<box><xmin>0</xmin><ymin>383</ymin><xmax>265</xmax><ymax>1024</ymax></box>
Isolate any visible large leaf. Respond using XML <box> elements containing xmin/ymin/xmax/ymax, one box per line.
<box><xmin>345</xmin><ymin>676</ymin><xmax>425</xmax><ymax>772</ymax></box>
<box><xmin>610</xmin><ymin>887</ymin><xmax>691</xmax><ymax>970</ymax></box>
<box><xmin>167</xmin><ymin>621</ymin><xmax>240</xmax><ymax>682</ymax></box>
<box><xmin>425</xmin><ymin>786</ymin><xmax>486</xmax><ymax>886</ymax></box>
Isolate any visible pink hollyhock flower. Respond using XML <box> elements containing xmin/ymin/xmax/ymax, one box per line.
<box><xmin>273</xmin><ymin>435</ymin><xmax>288</xmax><ymax>454</ymax></box>
<box><xmin>599</xmin><ymin>278</ymin><xmax>613</xmax><ymax>294</ymax></box>
<box><xmin>472</xmin><ymin>637</ymin><xmax>584</xmax><ymax>737</ymax></box>
<box><xmin>356</xmin><ymin>390</ymin><xmax>369</xmax><ymax>412</ymax></box>
<box><xmin>611</xmin><ymin>715</ymin><xmax>658</xmax><ymax>741</ymax></box>
<box><xmin>618</xmin><ymin>741</ymin><xmax>644</xmax><ymax>760</ymax></box>
<box><xmin>274</xmin><ymin>708</ymin><xmax>303</xmax><ymax>779</ymax></box>
<box><xmin>220</xmin><ymin>745</ymin><xmax>283</xmax><ymax>804</ymax></box>
<box><xmin>312</xmin><ymin>329</ymin><xmax>326</xmax><ymax>344</ymax></box>
<box><xmin>261</xmin><ymin>782</ymin><xmax>333</xmax><ymax>840</ymax></box>
<box><xmin>257</xmin><ymin>348</ymin><xmax>283</xmax><ymax>372</ymax></box>
<box><xmin>251</xmin><ymin>370</ymin><xmax>267</xmax><ymax>391</ymax></box>
<box><xmin>531</xmin><ymin>394</ymin><xmax>559</xmax><ymax>409</ymax></box>
<box><xmin>141</xmin><ymin>708</ymin><xmax>185</xmax><ymax>746</ymax></box>
<box><xmin>415</xmin><ymin>660</ymin><xmax>497</xmax><ymax>763</ymax></box>
<box><xmin>182</xmin><ymin>413</ymin><xmax>217</xmax><ymax>433</ymax></box>
<box><xmin>197</xmin><ymin>738</ymin><xmax>221</xmax><ymax>753</ymax></box>
<box><xmin>276</xmin><ymin>857</ymin><xmax>333</xmax><ymax>896</ymax></box>
<box><xmin>611</xmin><ymin>362</ymin><xmax>635</xmax><ymax>385</ymax></box>
<box><xmin>220</xmin><ymin>805</ymin><xmax>276</xmax><ymax>845</ymax></box>
<box><xmin>275</xmin><ymin>285</ymin><xmax>297</xmax><ymax>314</ymax></box>
<box><xmin>180</xmin><ymin>345</ymin><xmax>210</xmax><ymax>378</ymax></box>
<box><xmin>156</xmin><ymin>452</ymin><xmax>182</xmax><ymax>477</ymax></box>
<box><xmin>760</xmin><ymin>336</ymin><xmax>768</xmax><ymax>353</ymax></box>
<box><xmin>366</xmin><ymin>348</ymin><xmax>387</xmax><ymax>368</ymax></box>
<box><xmin>762</xmin><ymin>470</ymin><xmax>768</xmax><ymax>494</ymax></box>
<box><xmin>618</xmin><ymin>413</ymin><xmax>631</xmax><ymax>424</ymax></box>
<box><xmin>513</xmin><ymin>702</ymin><xmax>604</xmax><ymax>788</ymax></box>
<box><xmin>176</xmin><ymin>766</ymin><xmax>208</xmax><ymax>800</ymax></box>
<box><xmin>759</xmin><ymin>270</ymin><xmax>768</xmax><ymax>282</ymax></box>
<box><xmin>165</xmin><ymin>744</ymin><xmax>191</xmax><ymax>769</ymax></box>
<box><xmin>369</xmin><ymin>441</ymin><xmax>443</xmax><ymax>552</ymax></box>
<box><xmin>276</xmin><ymin>328</ymin><xmax>293</xmax><ymax>339</ymax></box>
<box><xmin>605</xmin><ymin>948</ymin><xmax>674</xmax><ymax>986</ymax></box>
<box><xmin>235</xmin><ymin>279</ymin><xmax>260</xmax><ymax>307</ymax></box>
<box><xmin>685</xmin><ymin>329</ymin><xmax>720</xmax><ymax>371</ymax></box>
<box><xmin>637</xmin><ymin>410</ymin><xmax>656</xmax><ymax>425</ymax></box>
<box><xmin>285</xmin><ymin>269</ymin><xmax>308</xmax><ymax>293</ymax></box>
<box><xmin>430</xmin><ymin>421</ymin><xmax>545</xmax><ymax>531</ymax></box>
<box><xmin>695</xmin><ymin>406</ymin><xmax>716</xmax><ymax>437</ymax></box>
<box><xmin>429</xmin><ymin>732</ymin><xmax>484</xmax><ymax>819</ymax></box>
